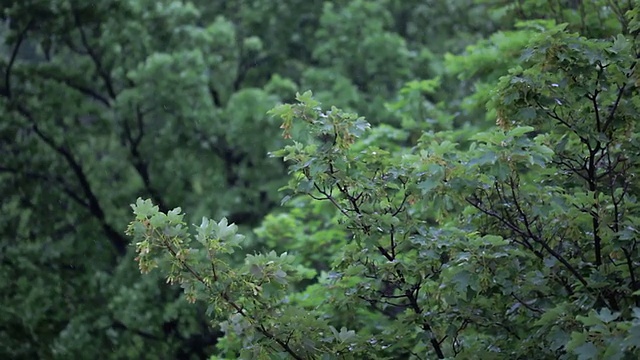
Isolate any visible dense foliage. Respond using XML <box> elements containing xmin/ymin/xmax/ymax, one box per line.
<box><xmin>3</xmin><ymin>0</ymin><xmax>640</xmax><ymax>359</ymax></box>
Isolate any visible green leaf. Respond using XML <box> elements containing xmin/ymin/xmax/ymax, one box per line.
<box><xmin>468</xmin><ymin>150</ymin><xmax>498</xmax><ymax>166</ymax></box>
<box><xmin>167</xmin><ymin>207</ymin><xmax>184</xmax><ymax>224</ymax></box>
<box><xmin>337</xmin><ymin>327</ymin><xmax>356</xmax><ymax>343</ymax></box>
<box><xmin>273</xmin><ymin>269</ymin><xmax>288</xmax><ymax>285</ymax></box>
<box><xmin>149</xmin><ymin>212</ymin><xmax>167</xmax><ymax>228</ymax></box>
<box><xmin>417</xmin><ymin>178</ymin><xmax>439</xmax><ymax>193</ymax></box>
<box><xmin>508</xmin><ymin>125</ymin><xmax>535</xmax><ymax>137</ymax></box>
<box><xmin>451</xmin><ymin>270</ymin><xmax>472</xmax><ymax>293</ymax></box>
<box><xmin>296</xmin><ymin>90</ymin><xmax>320</xmax><ymax>108</ymax></box>
<box><xmin>574</xmin><ymin>342</ymin><xmax>599</xmax><ymax>360</ymax></box>
<box><xmin>481</xmin><ymin>234</ymin><xmax>508</xmax><ymax>246</ymax></box>
<box><xmin>514</xmin><ymin>108</ymin><xmax>537</xmax><ymax>121</ymax></box>
<box><xmin>607</xmin><ymin>34</ymin><xmax>629</xmax><ymax>54</ymax></box>
<box><xmin>132</xmin><ymin>198</ymin><xmax>159</xmax><ymax>220</ymax></box>
<box><xmin>595</xmin><ymin>308</ymin><xmax>620</xmax><ymax>323</ymax></box>
<box><xmin>217</xmin><ymin>218</ymin><xmax>236</xmax><ymax>239</ymax></box>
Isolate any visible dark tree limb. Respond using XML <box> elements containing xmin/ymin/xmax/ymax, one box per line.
<box><xmin>1</xmin><ymin>19</ymin><xmax>33</xmax><ymax>98</ymax></box>
<box><xmin>14</xmin><ymin>105</ymin><xmax>128</xmax><ymax>255</ymax></box>
<box><xmin>0</xmin><ymin>166</ymin><xmax>89</xmax><ymax>208</ymax></box>
<box><xmin>37</xmin><ymin>72</ymin><xmax>112</xmax><ymax>107</ymax></box>
<box><xmin>72</xmin><ymin>10</ymin><xmax>117</xmax><ymax>99</ymax></box>
<box><xmin>121</xmin><ymin>106</ymin><xmax>169</xmax><ymax>213</ymax></box>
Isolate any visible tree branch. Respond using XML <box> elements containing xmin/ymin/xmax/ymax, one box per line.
<box><xmin>122</xmin><ymin>106</ymin><xmax>168</xmax><ymax>212</ymax></box>
<box><xmin>19</xmin><ymin>106</ymin><xmax>128</xmax><ymax>255</ymax></box>
<box><xmin>159</xmin><ymin>235</ymin><xmax>305</xmax><ymax>360</ymax></box>
<box><xmin>37</xmin><ymin>71</ymin><xmax>111</xmax><ymax>107</ymax></box>
<box><xmin>72</xmin><ymin>10</ymin><xmax>117</xmax><ymax>99</ymax></box>
<box><xmin>1</xmin><ymin>19</ymin><xmax>33</xmax><ymax>98</ymax></box>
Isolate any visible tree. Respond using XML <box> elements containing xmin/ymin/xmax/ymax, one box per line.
<box><xmin>1</xmin><ymin>0</ymin><xmax>492</xmax><ymax>357</ymax></box>
<box><xmin>0</xmin><ymin>0</ymin><xmax>288</xmax><ymax>357</ymax></box>
<box><xmin>126</xmin><ymin>1</ymin><xmax>640</xmax><ymax>359</ymax></box>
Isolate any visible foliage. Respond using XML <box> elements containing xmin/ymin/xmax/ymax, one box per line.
<box><xmin>1</xmin><ymin>0</ymin><xmax>496</xmax><ymax>357</ymax></box>
<box><xmin>4</xmin><ymin>0</ymin><xmax>640</xmax><ymax>358</ymax></box>
<box><xmin>127</xmin><ymin>1</ymin><xmax>640</xmax><ymax>358</ymax></box>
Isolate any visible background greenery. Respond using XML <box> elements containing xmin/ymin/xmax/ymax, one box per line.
<box><xmin>2</xmin><ymin>0</ymin><xmax>640</xmax><ymax>359</ymax></box>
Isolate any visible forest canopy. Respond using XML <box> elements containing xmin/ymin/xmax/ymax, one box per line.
<box><xmin>2</xmin><ymin>0</ymin><xmax>640</xmax><ymax>359</ymax></box>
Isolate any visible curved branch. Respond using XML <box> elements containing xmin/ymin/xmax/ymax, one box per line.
<box><xmin>72</xmin><ymin>10</ymin><xmax>117</xmax><ymax>99</ymax></box>
<box><xmin>18</xmin><ymin>105</ymin><xmax>128</xmax><ymax>255</ymax></box>
<box><xmin>0</xmin><ymin>166</ymin><xmax>89</xmax><ymax>208</ymax></box>
<box><xmin>38</xmin><ymin>71</ymin><xmax>111</xmax><ymax>107</ymax></box>
<box><xmin>2</xmin><ymin>19</ymin><xmax>33</xmax><ymax>98</ymax></box>
<box><xmin>507</xmin><ymin>175</ymin><xmax>589</xmax><ymax>286</ymax></box>
<box><xmin>122</xmin><ymin>106</ymin><xmax>168</xmax><ymax>212</ymax></box>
